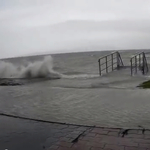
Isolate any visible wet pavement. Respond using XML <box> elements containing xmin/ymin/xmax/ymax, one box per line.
<box><xmin>1</xmin><ymin>51</ymin><xmax>150</xmax><ymax>150</ymax></box>
<box><xmin>1</xmin><ymin>115</ymin><xmax>150</xmax><ymax>150</ymax></box>
<box><xmin>0</xmin><ymin>115</ymin><xmax>81</xmax><ymax>150</ymax></box>
<box><xmin>1</xmin><ymin>51</ymin><xmax>150</xmax><ymax>129</ymax></box>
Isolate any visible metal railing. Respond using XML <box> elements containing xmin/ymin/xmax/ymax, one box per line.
<box><xmin>98</xmin><ymin>51</ymin><xmax>124</xmax><ymax>76</ymax></box>
<box><xmin>130</xmin><ymin>52</ymin><xmax>148</xmax><ymax>76</ymax></box>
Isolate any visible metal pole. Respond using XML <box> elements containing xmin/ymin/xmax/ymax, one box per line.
<box><xmin>98</xmin><ymin>59</ymin><xmax>101</xmax><ymax>76</ymax></box>
<box><xmin>144</xmin><ymin>52</ymin><xmax>148</xmax><ymax>73</ymax></box>
<box><xmin>117</xmin><ymin>52</ymin><xmax>119</xmax><ymax>69</ymax></box>
<box><xmin>142</xmin><ymin>53</ymin><xmax>145</xmax><ymax>74</ymax></box>
<box><xmin>131</xmin><ymin>59</ymin><xmax>133</xmax><ymax>76</ymax></box>
<box><xmin>106</xmin><ymin>56</ymin><xmax>108</xmax><ymax>73</ymax></box>
<box><xmin>111</xmin><ymin>54</ymin><xmax>113</xmax><ymax>71</ymax></box>
<box><xmin>139</xmin><ymin>53</ymin><xmax>141</xmax><ymax>69</ymax></box>
<box><xmin>135</xmin><ymin>56</ymin><xmax>137</xmax><ymax>74</ymax></box>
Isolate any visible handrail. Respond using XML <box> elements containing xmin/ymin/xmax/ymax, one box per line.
<box><xmin>131</xmin><ymin>52</ymin><xmax>144</xmax><ymax>59</ymax></box>
<box><xmin>130</xmin><ymin>52</ymin><xmax>149</xmax><ymax>76</ymax></box>
<box><xmin>98</xmin><ymin>51</ymin><xmax>124</xmax><ymax>76</ymax></box>
<box><xmin>98</xmin><ymin>51</ymin><xmax>117</xmax><ymax>60</ymax></box>
<box><xmin>100</xmin><ymin>58</ymin><xmax>116</xmax><ymax>66</ymax></box>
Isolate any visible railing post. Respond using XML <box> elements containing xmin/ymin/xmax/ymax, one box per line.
<box><xmin>135</xmin><ymin>56</ymin><xmax>137</xmax><ymax>74</ymax></box>
<box><xmin>98</xmin><ymin>59</ymin><xmax>101</xmax><ymax>76</ymax></box>
<box><xmin>117</xmin><ymin>52</ymin><xmax>119</xmax><ymax>69</ymax></box>
<box><xmin>111</xmin><ymin>53</ymin><xmax>113</xmax><ymax>71</ymax></box>
<box><xmin>130</xmin><ymin>52</ymin><xmax>149</xmax><ymax>76</ymax></box>
<box><xmin>142</xmin><ymin>53</ymin><xmax>145</xmax><ymax>75</ymax></box>
<box><xmin>139</xmin><ymin>53</ymin><xmax>141</xmax><ymax>69</ymax></box>
<box><xmin>98</xmin><ymin>51</ymin><xmax>124</xmax><ymax>76</ymax></box>
<box><xmin>106</xmin><ymin>56</ymin><xmax>108</xmax><ymax>73</ymax></box>
<box><xmin>144</xmin><ymin>52</ymin><xmax>149</xmax><ymax>73</ymax></box>
<box><xmin>131</xmin><ymin>59</ymin><xmax>133</xmax><ymax>76</ymax></box>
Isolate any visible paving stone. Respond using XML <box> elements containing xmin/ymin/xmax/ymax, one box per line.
<box><xmin>144</xmin><ymin>134</ymin><xmax>150</xmax><ymax>139</ymax></box>
<box><xmin>91</xmin><ymin>128</ymin><xmax>109</xmax><ymax>135</ymax></box>
<box><xmin>144</xmin><ymin>131</ymin><xmax>150</xmax><ymax>135</ymax></box>
<box><xmin>125</xmin><ymin>134</ymin><xmax>144</xmax><ymax>139</ymax></box>
<box><xmin>57</xmin><ymin>141</ymin><xmax>73</xmax><ymax>148</ymax></box>
<box><xmin>133</xmin><ymin>139</ymin><xmax>150</xmax><ymax>144</ymax></box>
<box><xmin>100</xmin><ymin>135</ymin><xmax>120</xmax><ymax>145</ymax></box>
<box><xmin>86</xmin><ymin>141</ymin><xmax>105</xmax><ymax>148</ymax></box>
<box><xmin>104</xmin><ymin>144</ymin><xmax>124</xmax><ymax>150</ymax></box>
<box><xmin>57</xmin><ymin>147</ymin><xmax>72</xmax><ymax>150</ymax></box>
<box><xmin>118</xmin><ymin>140</ymin><xmax>138</xmax><ymax>147</ymax></box>
<box><xmin>103</xmin><ymin>128</ymin><xmax>121</xmax><ymax>132</ymax></box>
<box><xmin>91</xmin><ymin>147</ymin><xmax>103</xmax><ymax>150</ymax></box>
<box><xmin>47</xmin><ymin>145</ymin><xmax>59</xmax><ymax>150</ymax></box>
<box><xmin>139</xmin><ymin>143</ymin><xmax>150</xmax><ymax>149</ymax></box>
<box><xmin>125</xmin><ymin>146</ymin><xmax>146</xmax><ymax>150</ymax></box>
<box><xmin>71</xmin><ymin>142</ymin><xmax>91</xmax><ymax>150</ymax></box>
<box><xmin>76</xmin><ymin>126</ymin><xmax>89</xmax><ymax>131</ymax></box>
<box><xmin>86</xmin><ymin>132</ymin><xmax>97</xmax><ymax>137</ymax></box>
<box><xmin>108</xmin><ymin>131</ymin><xmax>119</xmax><ymax>136</ymax></box>
<box><xmin>82</xmin><ymin>136</ymin><xmax>100</xmax><ymax>142</ymax></box>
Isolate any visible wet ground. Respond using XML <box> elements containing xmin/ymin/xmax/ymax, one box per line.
<box><xmin>1</xmin><ymin>115</ymin><xmax>150</xmax><ymax>150</ymax></box>
<box><xmin>1</xmin><ymin>51</ymin><xmax>150</xmax><ymax>128</ymax></box>
<box><xmin>0</xmin><ymin>115</ymin><xmax>77</xmax><ymax>150</ymax></box>
<box><xmin>1</xmin><ymin>50</ymin><xmax>150</xmax><ymax>149</ymax></box>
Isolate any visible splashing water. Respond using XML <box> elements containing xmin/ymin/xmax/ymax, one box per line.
<box><xmin>0</xmin><ymin>55</ymin><xmax>99</xmax><ymax>80</ymax></box>
<box><xmin>62</xmin><ymin>74</ymin><xmax>99</xmax><ymax>79</ymax></box>
<box><xmin>0</xmin><ymin>56</ymin><xmax>61</xmax><ymax>79</ymax></box>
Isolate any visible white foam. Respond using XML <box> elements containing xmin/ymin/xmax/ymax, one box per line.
<box><xmin>0</xmin><ymin>56</ymin><xmax>61</xmax><ymax>79</ymax></box>
<box><xmin>0</xmin><ymin>55</ymin><xmax>99</xmax><ymax>80</ymax></box>
<box><xmin>62</xmin><ymin>74</ymin><xmax>99</xmax><ymax>79</ymax></box>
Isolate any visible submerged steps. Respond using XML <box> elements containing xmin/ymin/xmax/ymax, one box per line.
<box><xmin>98</xmin><ymin>51</ymin><xmax>149</xmax><ymax>77</ymax></box>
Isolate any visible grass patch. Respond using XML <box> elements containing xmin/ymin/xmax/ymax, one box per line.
<box><xmin>138</xmin><ymin>80</ymin><xmax>150</xmax><ymax>89</ymax></box>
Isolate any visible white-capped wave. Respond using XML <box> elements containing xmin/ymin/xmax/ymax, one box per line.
<box><xmin>0</xmin><ymin>56</ymin><xmax>61</xmax><ymax>79</ymax></box>
<box><xmin>62</xmin><ymin>74</ymin><xmax>99</xmax><ymax>79</ymax></box>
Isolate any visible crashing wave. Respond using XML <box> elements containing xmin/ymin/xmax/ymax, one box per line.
<box><xmin>0</xmin><ymin>56</ymin><xmax>61</xmax><ymax>79</ymax></box>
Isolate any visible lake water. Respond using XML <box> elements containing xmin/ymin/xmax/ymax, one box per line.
<box><xmin>1</xmin><ymin>50</ymin><xmax>150</xmax><ymax>129</ymax></box>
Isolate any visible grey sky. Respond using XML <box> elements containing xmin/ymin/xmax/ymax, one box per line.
<box><xmin>0</xmin><ymin>0</ymin><xmax>150</xmax><ymax>58</ymax></box>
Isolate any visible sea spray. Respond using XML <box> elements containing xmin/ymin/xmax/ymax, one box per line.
<box><xmin>0</xmin><ymin>61</ymin><xmax>18</xmax><ymax>78</ymax></box>
<box><xmin>0</xmin><ymin>56</ymin><xmax>61</xmax><ymax>79</ymax></box>
<box><xmin>0</xmin><ymin>55</ymin><xmax>99</xmax><ymax>80</ymax></box>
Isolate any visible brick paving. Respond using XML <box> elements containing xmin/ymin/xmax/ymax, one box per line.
<box><xmin>1</xmin><ymin>115</ymin><xmax>150</xmax><ymax>150</ymax></box>
<box><xmin>47</xmin><ymin>126</ymin><xmax>150</xmax><ymax>150</ymax></box>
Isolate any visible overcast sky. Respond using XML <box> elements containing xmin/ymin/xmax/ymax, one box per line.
<box><xmin>1</xmin><ymin>0</ymin><xmax>150</xmax><ymax>58</ymax></box>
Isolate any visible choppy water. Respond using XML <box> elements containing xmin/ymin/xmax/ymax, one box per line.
<box><xmin>1</xmin><ymin>50</ymin><xmax>150</xmax><ymax>128</ymax></box>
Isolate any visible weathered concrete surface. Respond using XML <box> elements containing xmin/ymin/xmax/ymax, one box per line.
<box><xmin>1</xmin><ymin>115</ymin><xmax>150</xmax><ymax>150</ymax></box>
<box><xmin>0</xmin><ymin>115</ymin><xmax>87</xmax><ymax>150</ymax></box>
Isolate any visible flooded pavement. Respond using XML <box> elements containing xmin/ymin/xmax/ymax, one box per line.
<box><xmin>1</xmin><ymin>51</ymin><xmax>150</xmax><ymax>128</ymax></box>
<box><xmin>1</xmin><ymin>50</ymin><xmax>150</xmax><ymax>149</ymax></box>
<box><xmin>1</xmin><ymin>81</ymin><xmax>150</xmax><ymax>128</ymax></box>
